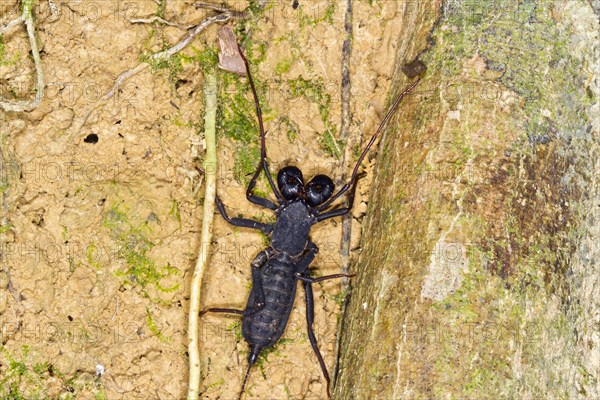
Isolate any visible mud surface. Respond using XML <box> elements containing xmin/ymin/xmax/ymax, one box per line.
<box><xmin>0</xmin><ymin>1</ymin><xmax>410</xmax><ymax>399</ymax></box>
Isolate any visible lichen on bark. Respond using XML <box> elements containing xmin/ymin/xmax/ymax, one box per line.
<box><xmin>334</xmin><ymin>1</ymin><xmax>599</xmax><ymax>399</ymax></box>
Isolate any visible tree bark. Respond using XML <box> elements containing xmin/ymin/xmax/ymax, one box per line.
<box><xmin>335</xmin><ymin>1</ymin><xmax>599</xmax><ymax>399</ymax></box>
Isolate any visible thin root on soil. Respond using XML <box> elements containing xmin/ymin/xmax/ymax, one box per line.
<box><xmin>0</xmin><ymin>0</ymin><xmax>44</xmax><ymax>113</ymax></box>
<box><xmin>69</xmin><ymin>5</ymin><xmax>246</xmax><ymax>134</ymax></box>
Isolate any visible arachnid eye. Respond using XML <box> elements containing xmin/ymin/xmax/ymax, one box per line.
<box><xmin>306</xmin><ymin>175</ymin><xmax>334</xmax><ymax>207</ymax></box>
<box><xmin>277</xmin><ymin>166</ymin><xmax>304</xmax><ymax>200</ymax></box>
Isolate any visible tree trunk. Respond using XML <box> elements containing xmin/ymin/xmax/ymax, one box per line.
<box><xmin>334</xmin><ymin>1</ymin><xmax>599</xmax><ymax>399</ymax></box>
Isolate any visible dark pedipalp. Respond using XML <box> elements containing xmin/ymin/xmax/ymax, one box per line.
<box><xmin>306</xmin><ymin>175</ymin><xmax>335</xmax><ymax>206</ymax></box>
<box><xmin>277</xmin><ymin>166</ymin><xmax>304</xmax><ymax>200</ymax></box>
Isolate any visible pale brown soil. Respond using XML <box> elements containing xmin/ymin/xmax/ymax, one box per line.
<box><xmin>0</xmin><ymin>1</ymin><xmax>411</xmax><ymax>399</ymax></box>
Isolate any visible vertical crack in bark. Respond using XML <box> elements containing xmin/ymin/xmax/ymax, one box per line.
<box><xmin>332</xmin><ymin>0</ymin><xmax>353</xmax><ymax>390</ymax></box>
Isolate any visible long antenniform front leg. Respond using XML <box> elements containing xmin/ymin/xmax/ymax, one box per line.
<box><xmin>237</xmin><ymin>44</ymin><xmax>283</xmax><ymax>207</ymax></box>
<box><xmin>316</xmin><ymin>77</ymin><xmax>422</xmax><ymax>219</ymax></box>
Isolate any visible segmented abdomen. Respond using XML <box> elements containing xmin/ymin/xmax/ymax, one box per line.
<box><xmin>242</xmin><ymin>257</ymin><xmax>297</xmax><ymax>348</ymax></box>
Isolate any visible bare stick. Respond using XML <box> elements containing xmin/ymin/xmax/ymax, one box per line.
<box><xmin>194</xmin><ymin>2</ymin><xmax>247</xmax><ymax>17</ymax></box>
<box><xmin>70</xmin><ymin>10</ymin><xmax>239</xmax><ymax>133</ymax></box>
<box><xmin>104</xmin><ymin>63</ymin><xmax>150</xmax><ymax>102</ymax></box>
<box><xmin>0</xmin><ymin>0</ymin><xmax>45</xmax><ymax>112</ymax></box>
<box><xmin>129</xmin><ymin>16</ymin><xmax>194</xmax><ymax>30</ymax></box>
<box><xmin>187</xmin><ymin>73</ymin><xmax>217</xmax><ymax>400</ymax></box>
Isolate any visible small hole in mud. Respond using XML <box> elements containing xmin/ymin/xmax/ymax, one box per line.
<box><xmin>98</xmin><ymin>198</ymin><xmax>106</xmax><ymax>206</ymax></box>
<box><xmin>67</xmin><ymin>315</ymin><xmax>73</xmax><ymax>321</ymax></box>
<box><xmin>84</xmin><ymin>133</ymin><xmax>99</xmax><ymax>144</ymax></box>
<box><xmin>115</xmin><ymin>120</ymin><xmax>121</xmax><ymax>124</ymax></box>
<box><xmin>32</xmin><ymin>214</ymin><xmax>45</xmax><ymax>227</ymax></box>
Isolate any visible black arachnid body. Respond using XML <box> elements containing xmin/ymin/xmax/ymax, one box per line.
<box><xmin>200</xmin><ymin>43</ymin><xmax>422</xmax><ymax>400</ymax></box>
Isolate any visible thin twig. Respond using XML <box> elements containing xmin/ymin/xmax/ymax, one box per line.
<box><xmin>187</xmin><ymin>72</ymin><xmax>217</xmax><ymax>400</ymax></box>
<box><xmin>151</xmin><ymin>12</ymin><xmax>233</xmax><ymax>58</ymax></box>
<box><xmin>129</xmin><ymin>15</ymin><xmax>194</xmax><ymax>30</ymax></box>
<box><xmin>105</xmin><ymin>63</ymin><xmax>149</xmax><ymax>100</ymax></box>
<box><xmin>69</xmin><ymin>11</ymin><xmax>236</xmax><ymax>133</ymax></box>
<box><xmin>0</xmin><ymin>0</ymin><xmax>45</xmax><ymax>112</ymax></box>
<box><xmin>194</xmin><ymin>2</ymin><xmax>247</xmax><ymax>17</ymax></box>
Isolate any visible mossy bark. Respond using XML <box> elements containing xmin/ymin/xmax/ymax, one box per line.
<box><xmin>334</xmin><ymin>2</ymin><xmax>599</xmax><ymax>399</ymax></box>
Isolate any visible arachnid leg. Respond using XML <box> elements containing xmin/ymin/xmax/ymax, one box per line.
<box><xmin>294</xmin><ymin>242</ymin><xmax>319</xmax><ymax>275</ymax></box>
<box><xmin>295</xmin><ymin>273</ymin><xmax>355</xmax><ymax>283</ymax></box>
<box><xmin>294</xmin><ymin>242</ymin><xmax>353</xmax><ymax>282</ymax></box>
<box><xmin>317</xmin><ymin>78</ymin><xmax>422</xmax><ymax>214</ymax></box>
<box><xmin>244</xmin><ymin>248</ymin><xmax>274</xmax><ymax>316</ymax></box>
<box><xmin>315</xmin><ymin>177</ymin><xmax>359</xmax><ymax>222</ymax></box>
<box><xmin>247</xmin><ymin>187</ymin><xmax>278</xmax><ymax>210</ymax></box>
<box><xmin>246</xmin><ymin>159</ymin><xmax>279</xmax><ymax>211</ymax></box>
<box><xmin>316</xmin><ymin>207</ymin><xmax>351</xmax><ymax>222</ymax></box>
<box><xmin>199</xmin><ymin>308</ymin><xmax>244</xmax><ymax>317</ymax></box>
<box><xmin>303</xmin><ymin>281</ymin><xmax>331</xmax><ymax>397</ymax></box>
<box><xmin>216</xmin><ymin>195</ymin><xmax>274</xmax><ymax>234</ymax></box>
<box><xmin>245</xmin><ymin>161</ymin><xmax>278</xmax><ymax>210</ymax></box>
<box><xmin>294</xmin><ymin>242</ymin><xmax>332</xmax><ymax>396</ymax></box>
